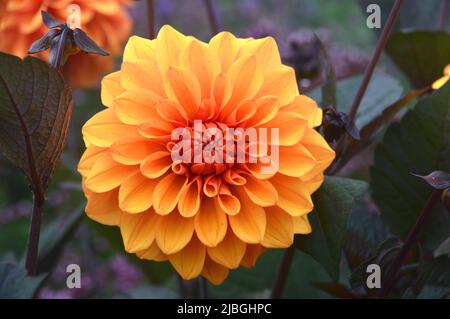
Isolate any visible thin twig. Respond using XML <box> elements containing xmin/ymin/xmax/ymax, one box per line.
<box><xmin>439</xmin><ymin>0</ymin><xmax>449</xmax><ymax>30</ymax></box>
<box><xmin>147</xmin><ymin>0</ymin><xmax>155</xmax><ymax>39</ymax></box>
<box><xmin>270</xmin><ymin>246</ymin><xmax>295</xmax><ymax>299</ymax></box>
<box><xmin>203</xmin><ymin>0</ymin><xmax>220</xmax><ymax>35</ymax></box>
<box><xmin>52</xmin><ymin>27</ymin><xmax>68</xmax><ymax>69</ymax></box>
<box><xmin>24</xmin><ymin>194</ymin><xmax>45</xmax><ymax>275</ymax></box>
<box><xmin>375</xmin><ymin>189</ymin><xmax>443</xmax><ymax>299</ymax></box>
<box><xmin>348</xmin><ymin>0</ymin><xmax>403</xmax><ymax>120</ymax></box>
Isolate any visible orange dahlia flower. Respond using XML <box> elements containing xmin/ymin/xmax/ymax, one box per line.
<box><xmin>78</xmin><ymin>25</ymin><xmax>335</xmax><ymax>284</ymax></box>
<box><xmin>0</xmin><ymin>0</ymin><xmax>132</xmax><ymax>87</ymax></box>
<box><xmin>432</xmin><ymin>64</ymin><xmax>450</xmax><ymax>90</ymax></box>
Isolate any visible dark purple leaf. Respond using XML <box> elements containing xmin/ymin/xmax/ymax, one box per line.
<box><xmin>412</xmin><ymin>171</ymin><xmax>450</xmax><ymax>190</ymax></box>
<box><xmin>73</xmin><ymin>28</ymin><xmax>109</xmax><ymax>56</ymax></box>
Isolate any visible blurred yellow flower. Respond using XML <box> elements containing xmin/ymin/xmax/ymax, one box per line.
<box><xmin>0</xmin><ymin>0</ymin><xmax>132</xmax><ymax>88</ymax></box>
<box><xmin>432</xmin><ymin>64</ymin><xmax>450</xmax><ymax>90</ymax></box>
<box><xmin>78</xmin><ymin>26</ymin><xmax>335</xmax><ymax>284</ymax></box>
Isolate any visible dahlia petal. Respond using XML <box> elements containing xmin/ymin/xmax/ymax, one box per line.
<box><xmin>137</xmin><ymin>241</ymin><xmax>167</xmax><ymax>261</ymax></box>
<box><xmin>120</xmin><ymin>60</ymin><xmax>166</xmax><ymax>97</ymax></box>
<box><xmin>78</xmin><ymin>146</ymin><xmax>107</xmax><ymax>178</ymax></box>
<box><xmin>85</xmin><ymin>188</ymin><xmax>122</xmax><ymax>226</ymax></box>
<box><xmin>201</xmin><ymin>256</ymin><xmax>229</xmax><ymax>285</ymax></box>
<box><xmin>203</xmin><ymin>175</ymin><xmax>221</xmax><ymax>197</ymax></box>
<box><xmin>259</xmin><ymin>111</ymin><xmax>307</xmax><ymax>146</ymax></box>
<box><xmin>278</xmin><ymin>143</ymin><xmax>316</xmax><ymax>177</ymax></box>
<box><xmin>209</xmin><ymin>32</ymin><xmax>240</xmax><ymax>73</ymax></box>
<box><xmin>243</xmin><ymin>175</ymin><xmax>278</xmax><ymax>207</ymax></box>
<box><xmin>257</xmin><ymin>65</ymin><xmax>298</xmax><ymax>106</ymax></box>
<box><xmin>245</xmin><ymin>157</ymin><xmax>278</xmax><ymax>180</ymax></box>
<box><xmin>168</xmin><ymin>235</ymin><xmax>206</xmax><ymax>280</ymax></box>
<box><xmin>138</xmin><ymin>118</ymin><xmax>175</xmax><ymax>140</ymax></box>
<box><xmin>124</xmin><ymin>35</ymin><xmax>156</xmax><ymax>61</ymax></box>
<box><xmin>84</xmin><ymin>153</ymin><xmax>137</xmax><ymax>193</ymax></box>
<box><xmin>240</xmin><ymin>244</ymin><xmax>265</xmax><ymax>268</ymax></box>
<box><xmin>155</xmin><ymin>24</ymin><xmax>189</xmax><ymax>73</ymax></box>
<box><xmin>178</xmin><ymin>177</ymin><xmax>202</xmax><ymax>217</ymax></box>
<box><xmin>82</xmin><ymin>108</ymin><xmax>139</xmax><ymax>148</ymax></box>
<box><xmin>207</xmin><ymin>228</ymin><xmax>246</xmax><ymax>269</ymax></box>
<box><xmin>216</xmin><ymin>184</ymin><xmax>241</xmax><ymax>216</ymax></box>
<box><xmin>120</xmin><ymin>210</ymin><xmax>160</xmax><ymax>253</ymax></box>
<box><xmin>119</xmin><ymin>171</ymin><xmax>158</xmax><ymax>213</ymax></box>
<box><xmin>236</xmin><ymin>37</ymin><xmax>281</xmax><ymax>73</ymax></box>
<box><xmin>262</xmin><ymin>206</ymin><xmax>294</xmax><ymax>248</ymax></box>
<box><xmin>164</xmin><ymin>65</ymin><xmax>202</xmax><ymax>118</ymax></box>
<box><xmin>300</xmin><ymin>129</ymin><xmax>335</xmax><ymax>180</ymax></box>
<box><xmin>180</xmin><ymin>39</ymin><xmax>220</xmax><ymax>98</ymax></box>
<box><xmin>156</xmin><ymin>212</ymin><xmax>194</xmax><ymax>254</ymax></box>
<box><xmin>224</xmin><ymin>169</ymin><xmax>247</xmax><ymax>186</ymax></box>
<box><xmin>212</xmin><ymin>73</ymin><xmax>232</xmax><ymax>112</ymax></box>
<box><xmin>101</xmin><ymin>71</ymin><xmax>124</xmax><ymax>107</ymax></box>
<box><xmin>293</xmin><ymin>215</ymin><xmax>312</xmax><ymax>234</ymax></box>
<box><xmin>221</xmin><ymin>55</ymin><xmax>263</xmax><ymax>120</ymax></box>
<box><xmin>195</xmin><ymin>198</ymin><xmax>227</xmax><ymax>247</ymax></box>
<box><xmin>156</xmin><ymin>99</ymin><xmax>189</xmax><ymax>126</ymax></box>
<box><xmin>224</xmin><ymin>98</ymin><xmax>257</xmax><ymax>126</ymax></box>
<box><xmin>271</xmin><ymin>174</ymin><xmax>314</xmax><ymax>216</ymax></box>
<box><xmin>114</xmin><ymin>89</ymin><xmax>161</xmax><ymax>125</ymax></box>
<box><xmin>111</xmin><ymin>136</ymin><xmax>164</xmax><ymax>165</ymax></box>
<box><xmin>153</xmin><ymin>174</ymin><xmax>189</xmax><ymax>215</ymax></box>
<box><xmin>229</xmin><ymin>188</ymin><xmax>266</xmax><ymax>243</ymax></box>
<box><xmin>243</xmin><ymin>95</ymin><xmax>279</xmax><ymax>127</ymax></box>
<box><xmin>140</xmin><ymin>151</ymin><xmax>172</xmax><ymax>179</ymax></box>
<box><xmin>282</xmin><ymin>95</ymin><xmax>323</xmax><ymax>128</ymax></box>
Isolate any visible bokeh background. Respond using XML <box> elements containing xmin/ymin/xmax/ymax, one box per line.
<box><xmin>0</xmin><ymin>0</ymin><xmax>448</xmax><ymax>298</ymax></box>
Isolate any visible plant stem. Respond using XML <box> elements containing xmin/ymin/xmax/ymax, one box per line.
<box><xmin>439</xmin><ymin>0</ymin><xmax>449</xmax><ymax>30</ymax></box>
<box><xmin>147</xmin><ymin>0</ymin><xmax>155</xmax><ymax>39</ymax></box>
<box><xmin>52</xmin><ymin>27</ymin><xmax>68</xmax><ymax>69</ymax></box>
<box><xmin>375</xmin><ymin>189</ymin><xmax>442</xmax><ymax>299</ymax></box>
<box><xmin>270</xmin><ymin>246</ymin><xmax>295</xmax><ymax>299</ymax></box>
<box><xmin>25</xmin><ymin>191</ymin><xmax>45</xmax><ymax>275</ymax></box>
<box><xmin>203</xmin><ymin>0</ymin><xmax>220</xmax><ymax>35</ymax></box>
<box><xmin>199</xmin><ymin>277</ymin><xmax>209</xmax><ymax>299</ymax></box>
<box><xmin>348</xmin><ymin>0</ymin><xmax>403</xmax><ymax>120</ymax></box>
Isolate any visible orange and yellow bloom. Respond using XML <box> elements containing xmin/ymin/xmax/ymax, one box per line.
<box><xmin>78</xmin><ymin>25</ymin><xmax>335</xmax><ymax>284</ymax></box>
<box><xmin>0</xmin><ymin>0</ymin><xmax>132</xmax><ymax>87</ymax></box>
<box><xmin>432</xmin><ymin>64</ymin><xmax>450</xmax><ymax>90</ymax></box>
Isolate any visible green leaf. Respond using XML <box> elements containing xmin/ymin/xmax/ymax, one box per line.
<box><xmin>309</xmin><ymin>72</ymin><xmax>403</xmax><ymax>129</ymax></box>
<box><xmin>295</xmin><ymin>176</ymin><xmax>369</xmax><ymax>281</ymax></box>
<box><xmin>0</xmin><ymin>52</ymin><xmax>72</xmax><ymax>191</ymax></box>
<box><xmin>414</xmin><ymin>255</ymin><xmax>450</xmax><ymax>298</ymax></box>
<box><xmin>386</xmin><ymin>31</ymin><xmax>450</xmax><ymax>88</ymax></box>
<box><xmin>0</xmin><ymin>262</ymin><xmax>46</xmax><ymax>299</ymax></box>
<box><xmin>33</xmin><ymin>206</ymin><xmax>84</xmax><ymax>274</ymax></box>
<box><xmin>371</xmin><ymin>82</ymin><xmax>450</xmax><ymax>250</ymax></box>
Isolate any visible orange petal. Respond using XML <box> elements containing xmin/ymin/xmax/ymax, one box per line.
<box><xmin>123</xmin><ymin>35</ymin><xmax>156</xmax><ymax>61</ymax></box>
<box><xmin>282</xmin><ymin>95</ymin><xmax>322</xmax><ymax>128</ymax></box>
<box><xmin>207</xmin><ymin>228</ymin><xmax>246</xmax><ymax>269</ymax></box>
<box><xmin>236</xmin><ymin>37</ymin><xmax>281</xmax><ymax>73</ymax></box>
<box><xmin>120</xmin><ymin>210</ymin><xmax>160</xmax><ymax>253</ymax></box>
<box><xmin>209</xmin><ymin>32</ymin><xmax>240</xmax><ymax>73</ymax></box>
<box><xmin>203</xmin><ymin>175</ymin><xmax>222</xmax><ymax>197</ymax></box>
<box><xmin>85</xmin><ymin>188</ymin><xmax>122</xmax><ymax>226</ymax></box>
<box><xmin>271</xmin><ymin>174</ymin><xmax>314</xmax><ymax>216</ymax></box>
<box><xmin>194</xmin><ymin>198</ymin><xmax>227</xmax><ymax>247</ymax></box>
<box><xmin>168</xmin><ymin>235</ymin><xmax>206</xmax><ymax>280</ymax></box>
<box><xmin>293</xmin><ymin>215</ymin><xmax>312</xmax><ymax>234</ymax></box>
<box><xmin>243</xmin><ymin>175</ymin><xmax>278</xmax><ymax>207</ymax></box>
<box><xmin>78</xmin><ymin>146</ymin><xmax>107</xmax><ymax>178</ymax></box>
<box><xmin>111</xmin><ymin>136</ymin><xmax>164</xmax><ymax>165</ymax></box>
<box><xmin>118</xmin><ymin>171</ymin><xmax>158</xmax><ymax>213</ymax></box>
<box><xmin>164</xmin><ymin>65</ymin><xmax>202</xmax><ymax>119</ymax></box>
<box><xmin>137</xmin><ymin>241</ymin><xmax>167</xmax><ymax>261</ymax></box>
<box><xmin>156</xmin><ymin>99</ymin><xmax>189</xmax><ymax>126</ymax></box>
<box><xmin>300</xmin><ymin>129</ymin><xmax>335</xmax><ymax>181</ymax></box>
<box><xmin>113</xmin><ymin>89</ymin><xmax>161</xmax><ymax>125</ymax></box>
<box><xmin>101</xmin><ymin>71</ymin><xmax>124</xmax><ymax>107</ymax></box>
<box><xmin>138</xmin><ymin>118</ymin><xmax>175</xmax><ymax>140</ymax></box>
<box><xmin>140</xmin><ymin>151</ymin><xmax>172</xmax><ymax>179</ymax></box>
<box><xmin>201</xmin><ymin>256</ymin><xmax>229</xmax><ymax>285</ymax></box>
<box><xmin>156</xmin><ymin>212</ymin><xmax>195</xmax><ymax>254</ymax></box>
<box><xmin>240</xmin><ymin>244</ymin><xmax>265</xmax><ymax>268</ymax></box>
<box><xmin>84</xmin><ymin>152</ymin><xmax>137</xmax><ymax>193</ymax></box>
<box><xmin>211</xmin><ymin>73</ymin><xmax>232</xmax><ymax>112</ymax></box>
<box><xmin>178</xmin><ymin>177</ymin><xmax>202</xmax><ymax>217</ymax></box>
<box><xmin>243</xmin><ymin>95</ymin><xmax>279</xmax><ymax>127</ymax></box>
<box><xmin>258</xmin><ymin>111</ymin><xmax>307</xmax><ymax>146</ymax></box>
<box><xmin>278</xmin><ymin>143</ymin><xmax>316</xmax><ymax>177</ymax></box>
<box><xmin>216</xmin><ymin>183</ymin><xmax>241</xmax><ymax>216</ymax></box>
<box><xmin>120</xmin><ymin>60</ymin><xmax>166</xmax><ymax>97</ymax></box>
<box><xmin>153</xmin><ymin>174</ymin><xmax>188</xmax><ymax>215</ymax></box>
<box><xmin>256</xmin><ymin>65</ymin><xmax>298</xmax><ymax>106</ymax></box>
<box><xmin>262</xmin><ymin>206</ymin><xmax>294</xmax><ymax>248</ymax></box>
<box><xmin>155</xmin><ymin>25</ymin><xmax>189</xmax><ymax>73</ymax></box>
<box><xmin>229</xmin><ymin>188</ymin><xmax>266</xmax><ymax>243</ymax></box>
<box><xmin>82</xmin><ymin>108</ymin><xmax>139</xmax><ymax>148</ymax></box>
